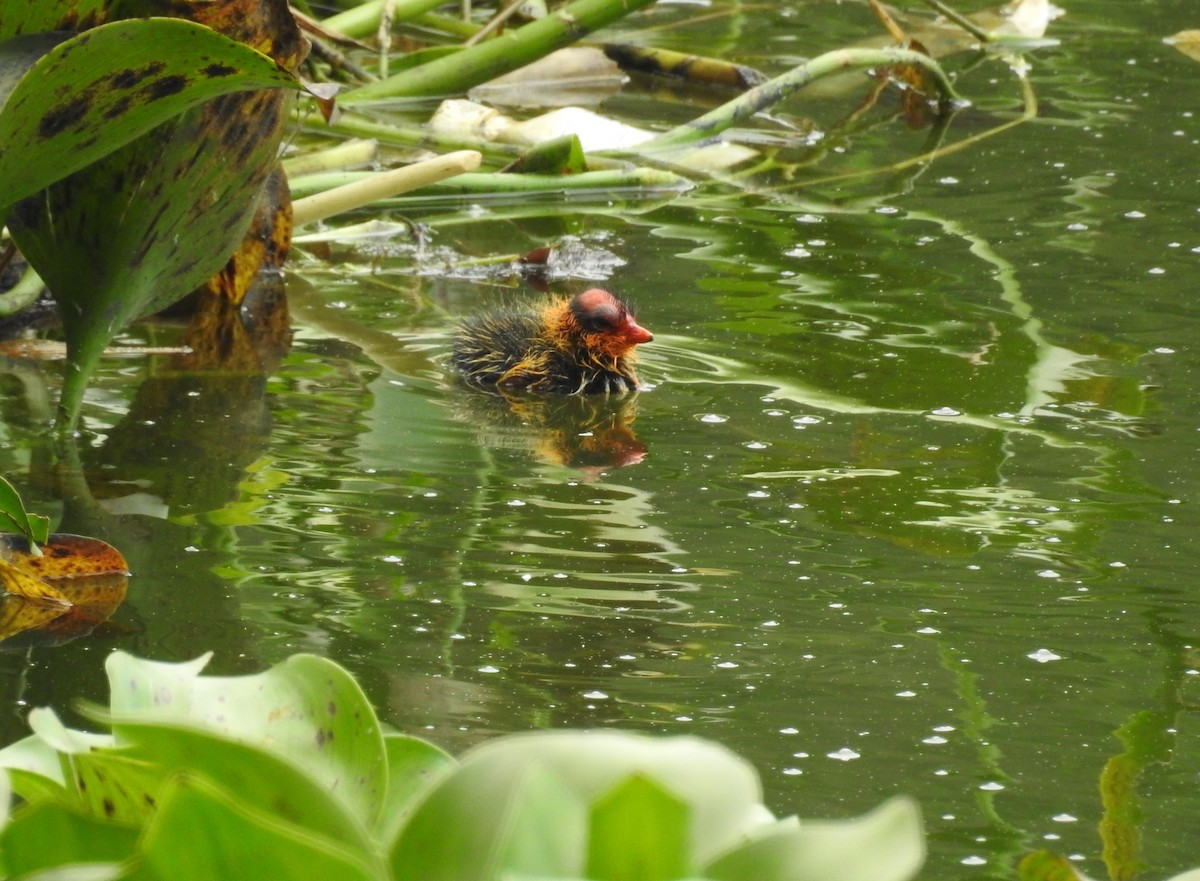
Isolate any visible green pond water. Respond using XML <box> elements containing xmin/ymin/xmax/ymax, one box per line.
<box><xmin>4</xmin><ymin>0</ymin><xmax>1200</xmax><ymax>877</ymax></box>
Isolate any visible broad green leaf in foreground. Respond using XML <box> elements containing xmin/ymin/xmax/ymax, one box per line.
<box><xmin>586</xmin><ymin>774</ymin><xmax>691</xmax><ymax>881</ymax></box>
<box><xmin>0</xmin><ymin>17</ymin><xmax>300</xmax><ymax>219</ymax></box>
<box><xmin>389</xmin><ymin>731</ymin><xmax>772</xmax><ymax>880</ymax></box>
<box><xmin>117</xmin><ymin>722</ymin><xmax>376</xmax><ymax>854</ymax></box>
<box><xmin>703</xmin><ymin>797</ymin><xmax>924</xmax><ymax>881</ymax></box>
<box><xmin>0</xmin><ymin>800</ymin><xmax>134</xmax><ymax>880</ymax></box>
<box><xmin>136</xmin><ymin>774</ymin><xmax>378</xmax><ymax>881</ymax></box>
<box><xmin>104</xmin><ymin>652</ymin><xmax>388</xmax><ymax>826</ymax></box>
<box><xmin>375</xmin><ymin>733</ymin><xmax>455</xmax><ymax>848</ymax></box>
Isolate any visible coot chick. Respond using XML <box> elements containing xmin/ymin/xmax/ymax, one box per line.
<box><xmin>453</xmin><ymin>289</ymin><xmax>653</xmax><ymax>395</ymax></box>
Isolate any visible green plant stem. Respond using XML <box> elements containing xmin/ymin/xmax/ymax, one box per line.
<box><xmin>641</xmin><ymin>47</ymin><xmax>962</xmax><ymax>150</ymax></box>
<box><xmin>311</xmin><ymin>112</ymin><xmax>523</xmax><ymax>163</ymax></box>
<box><xmin>56</xmin><ymin>331</ymin><xmax>106</xmax><ymax>439</ymax></box>
<box><xmin>0</xmin><ymin>264</ymin><xmax>44</xmax><ymax>316</ymax></box>
<box><xmin>341</xmin><ymin>0</ymin><xmax>659</xmax><ymax>102</ymax></box>
<box><xmin>291</xmin><ymin>167</ymin><xmax>689</xmax><ymax>199</ymax></box>
<box><xmin>322</xmin><ymin>0</ymin><xmax>451</xmax><ymax>39</ymax></box>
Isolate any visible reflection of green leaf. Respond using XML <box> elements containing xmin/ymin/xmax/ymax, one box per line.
<box><xmin>1018</xmin><ymin>849</ymin><xmax>1093</xmax><ymax>881</ymax></box>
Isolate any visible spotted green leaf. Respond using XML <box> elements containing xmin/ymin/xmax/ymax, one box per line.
<box><xmin>0</xmin><ymin>16</ymin><xmax>300</xmax><ymax>219</ymax></box>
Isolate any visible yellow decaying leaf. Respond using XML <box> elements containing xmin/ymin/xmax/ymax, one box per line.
<box><xmin>0</xmin><ymin>557</ymin><xmax>70</xmax><ymax>605</ymax></box>
<box><xmin>1164</xmin><ymin>30</ymin><xmax>1200</xmax><ymax>63</ymax></box>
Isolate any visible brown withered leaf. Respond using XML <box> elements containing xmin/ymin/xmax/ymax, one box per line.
<box><xmin>0</xmin><ymin>533</ymin><xmax>130</xmax><ymax>580</ymax></box>
<box><xmin>0</xmin><ymin>533</ymin><xmax>130</xmax><ymax>647</ymax></box>
<box><xmin>202</xmin><ymin>165</ymin><xmax>293</xmax><ymax>306</ymax></box>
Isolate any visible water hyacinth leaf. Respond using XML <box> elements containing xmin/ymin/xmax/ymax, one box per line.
<box><xmin>0</xmin><ymin>17</ymin><xmax>300</xmax><ymax>216</ymax></box>
<box><xmin>375</xmin><ymin>733</ymin><xmax>455</xmax><ymax>848</ymax></box>
<box><xmin>0</xmin><ymin>800</ymin><xmax>135</xmax><ymax>879</ymax></box>
<box><xmin>390</xmin><ymin>730</ymin><xmax>771</xmax><ymax>880</ymax></box>
<box><xmin>458</xmin><ymin>731</ymin><xmax>770</xmax><ymax>865</ymax></box>
<box><xmin>115</xmin><ymin>722</ymin><xmax>374</xmax><ymax>853</ymax></box>
<box><xmin>137</xmin><ymin>774</ymin><xmax>378</xmax><ymax>881</ymax></box>
<box><xmin>703</xmin><ymin>797</ymin><xmax>924</xmax><ymax>881</ymax></box>
<box><xmin>69</xmin><ymin>748</ymin><xmax>163</xmax><ymax>824</ymax></box>
<box><xmin>586</xmin><ymin>774</ymin><xmax>691</xmax><ymax>881</ymax></box>
<box><xmin>391</xmin><ymin>759</ymin><xmax>586</xmax><ymax>881</ymax></box>
<box><xmin>104</xmin><ymin>652</ymin><xmax>388</xmax><ymax>825</ymax></box>
<box><xmin>0</xmin><ymin>475</ymin><xmax>49</xmax><ymax>545</ymax></box>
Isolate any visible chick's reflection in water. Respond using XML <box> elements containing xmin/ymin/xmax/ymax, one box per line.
<box><xmin>453</xmin><ymin>389</ymin><xmax>647</xmax><ymax>471</ymax></box>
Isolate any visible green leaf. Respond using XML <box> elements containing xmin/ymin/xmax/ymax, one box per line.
<box><xmin>116</xmin><ymin>722</ymin><xmax>375</xmax><ymax>855</ymax></box>
<box><xmin>103</xmin><ymin>652</ymin><xmax>388</xmax><ymax>826</ymax></box>
<box><xmin>0</xmin><ymin>800</ymin><xmax>138</xmax><ymax>876</ymax></box>
<box><xmin>586</xmin><ymin>774</ymin><xmax>691</xmax><ymax>881</ymax></box>
<box><xmin>450</xmin><ymin>731</ymin><xmax>771</xmax><ymax>866</ymax></box>
<box><xmin>0</xmin><ymin>18</ymin><xmax>299</xmax><ymax>217</ymax></box>
<box><xmin>0</xmin><ymin>730</ymin><xmax>72</xmax><ymax>801</ymax></box>
<box><xmin>0</xmin><ymin>2</ymin><xmax>111</xmax><ymax>39</ymax></box>
<box><xmin>703</xmin><ymin>797</ymin><xmax>924</xmax><ymax>881</ymax></box>
<box><xmin>375</xmin><ymin>732</ymin><xmax>455</xmax><ymax>849</ymax></box>
<box><xmin>69</xmin><ymin>748</ymin><xmax>162</xmax><ymax>824</ymax></box>
<box><xmin>133</xmin><ymin>774</ymin><xmax>380</xmax><ymax>881</ymax></box>
<box><xmin>0</xmin><ymin>475</ymin><xmax>50</xmax><ymax>546</ymax></box>
<box><xmin>391</xmin><ymin>759</ymin><xmax>586</xmax><ymax>881</ymax></box>
<box><xmin>502</xmin><ymin>135</ymin><xmax>587</xmax><ymax>175</ymax></box>
<box><xmin>3</xmin><ymin>17</ymin><xmax>305</xmax><ymax>432</ymax></box>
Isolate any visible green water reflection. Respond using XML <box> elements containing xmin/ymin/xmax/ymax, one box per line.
<box><xmin>4</xmin><ymin>1</ymin><xmax>1200</xmax><ymax>878</ymax></box>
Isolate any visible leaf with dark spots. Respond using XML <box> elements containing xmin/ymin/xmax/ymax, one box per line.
<box><xmin>38</xmin><ymin>93</ymin><xmax>93</xmax><ymax>137</ymax></box>
<box><xmin>7</xmin><ymin>2</ymin><xmax>307</xmax><ymax>432</ymax></box>
<box><xmin>143</xmin><ymin>73</ymin><xmax>188</xmax><ymax>100</ymax></box>
<box><xmin>109</xmin><ymin>61</ymin><xmax>167</xmax><ymax>90</ymax></box>
<box><xmin>203</xmin><ymin>63</ymin><xmax>237</xmax><ymax>77</ymax></box>
<box><xmin>103</xmin><ymin>96</ymin><xmax>131</xmax><ymax>120</ymax></box>
<box><xmin>0</xmin><ymin>17</ymin><xmax>301</xmax><ymax>219</ymax></box>
<box><xmin>0</xmin><ymin>4</ymin><xmax>111</xmax><ymax>40</ymax></box>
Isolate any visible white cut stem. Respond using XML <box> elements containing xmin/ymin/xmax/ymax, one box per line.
<box><xmin>291</xmin><ymin>150</ymin><xmax>483</xmax><ymax>227</ymax></box>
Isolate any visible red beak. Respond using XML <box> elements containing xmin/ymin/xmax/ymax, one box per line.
<box><xmin>624</xmin><ymin>318</ymin><xmax>653</xmax><ymax>345</ymax></box>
